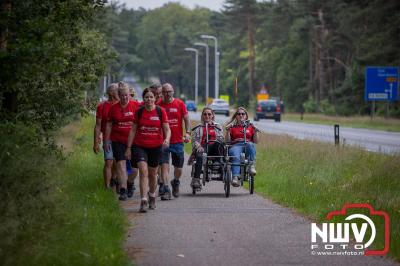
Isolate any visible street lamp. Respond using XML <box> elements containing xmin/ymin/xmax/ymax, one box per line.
<box><xmin>201</xmin><ymin>34</ymin><xmax>219</xmax><ymax>99</ymax></box>
<box><xmin>184</xmin><ymin>48</ymin><xmax>199</xmax><ymax>105</ymax></box>
<box><xmin>194</xmin><ymin>42</ymin><xmax>209</xmax><ymax>103</ymax></box>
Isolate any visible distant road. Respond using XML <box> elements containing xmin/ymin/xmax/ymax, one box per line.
<box><xmin>189</xmin><ymin>112</ymin><xmax>400</xmax><ymax>154</ymax></box>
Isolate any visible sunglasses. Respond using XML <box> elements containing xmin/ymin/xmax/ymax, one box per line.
<box><xmin>162</xmin><ymin>91</ymin><xmax>174</xmax><ymax>94</ymax></box>
<box><xmin>203</xmin><ymin>113</ymin><xmax>213</xmax><ymax>116</ymax></box>
<box><xmin>236</xmin><ymin>112</ymin><xmax>246</xmax><ymax>116</ymax></box>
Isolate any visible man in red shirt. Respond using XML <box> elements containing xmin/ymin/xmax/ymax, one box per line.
<box><xmin>105</xmin><ymin>82</ymin><xmax>140</xmax><ymax>200</ymax></box>
<box><xmin>93</xmin><ymin>83</ymin><xmax>119</xmax><ymax>189</ymax></box>
<box><xmin>158</xmin><ymin>83</ymin><xmax>190</xmax><ymax>199</ymax></box>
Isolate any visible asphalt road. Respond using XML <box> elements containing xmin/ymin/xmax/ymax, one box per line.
<box><xmin>190</xmin><ymin>112</ymin><xmax>400</xmax><ymax>154</ymax></box>
<box><xmin>122</xmin><ymin>159</ymin><xmax>397</xmax><ymax>266</ymax></box>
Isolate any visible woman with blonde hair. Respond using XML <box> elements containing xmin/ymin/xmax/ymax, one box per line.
<box><xmin>104</xmin><ymin>81</ymin><xmax>140</xmax><ymax>200</ymax></box>
<box><xmin>190</xmin><ymin>107</ymin><xmax>224</xmax><ymax>190</ymax></box>
<box><xmin>225</xmin><ymin>107</ymin><xmax>259</xmax><ymax>187</ymax></box>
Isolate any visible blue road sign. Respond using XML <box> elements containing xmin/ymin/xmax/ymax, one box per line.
<box><xmin>365</xmin><ymin>67</ymin><xmax>398</xmax><ymax>101</ymax></box>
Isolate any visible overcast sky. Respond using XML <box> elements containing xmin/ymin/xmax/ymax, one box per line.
<box><xmin>119</xmin><ymin>0</ymin><xmax>225</xmax><ymax>11</ymax></box>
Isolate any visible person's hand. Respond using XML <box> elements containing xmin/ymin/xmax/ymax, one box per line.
<box><xmin>183</xmin><ymin>132</ymin><xmax>191</xmax><ymax>143</ymax></box>
<box><xmin>124</xmin><ymin>148</ymin><xmax>131</xmax><ymax>160</ymax></box>
<box><xmin>197</xmin><ymin>146</ymin><xmax>204</xmax><ymax>153</ymax></box>
<box><xmin>162</xmin><ymin>139</ymin><xmax>170</xmax><ymax>149</ymax></box>
<box><xmin>93</xmin><ymin>143</ymin><xmax>100</xmax><ymax>154</ymax></box>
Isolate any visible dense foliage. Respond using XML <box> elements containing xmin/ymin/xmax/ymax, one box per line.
<box><xmin>101</xmin><ymin>0</ymin><xmax>399</xmax><ymax>116</ymax></box>
<box><xmin>0</xmin><ymin>0</ymin><xmax>112</xmax><ymax>262</ymax></box>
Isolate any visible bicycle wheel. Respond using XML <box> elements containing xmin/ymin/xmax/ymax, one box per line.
<box><xmin>224</xmin><ymin>165</ymin><xmax>231</xmax><ymax>198</ymax></box>
<box><xmin>249</xmin><ymin>174</ymin><xmax>254</xmax><ymax>194</ymax></box>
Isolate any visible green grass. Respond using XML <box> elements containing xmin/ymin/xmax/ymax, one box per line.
<box><xmin>283</xmin><ymin>112</ymin><xmax>400</xmax><ymax>132</ymax></box>
<box><xmin>254</xmin><ymin>133</ymin><xmax>400</xmax><ymax>261</ymax></box>
<box><xmin>1</xmin><ymin>117</ymin><xmax>130</xmax><ymax>265</ymax></box>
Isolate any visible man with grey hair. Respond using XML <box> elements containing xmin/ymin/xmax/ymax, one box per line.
<box><xmin>159</xmin><ymin>83</ymin><xmax>190</xmax><ymax>199</ymax></box>
<box><xmin>93</xmin><ymin>83</ymin><xmax>119</xmax><ymax>189</ymax></box>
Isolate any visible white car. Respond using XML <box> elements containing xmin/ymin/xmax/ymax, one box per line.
<box><xmin>209</xmin><ymin>99</ymin><xmax>230</xmax><ymax>116</ymax></box>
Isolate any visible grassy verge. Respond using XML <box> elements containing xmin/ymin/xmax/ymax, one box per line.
<box><xmin>283</xmin><ymin>112</ymin><xmax>400</xmax><ymax>132</ymax></box>
<box><xmin>186</xmin><ymin>119</ymin><xmax>399</xmax><ymax>261</ymax></box>
<box><xmin>1</xmin><ymin>117</ymin><xmax>130</xmax><ymax>265</ymax></box>
<box><xmin>255</xmin><ymin>133</ymin><xmax>400</xmax><ymax>261</ymax></box>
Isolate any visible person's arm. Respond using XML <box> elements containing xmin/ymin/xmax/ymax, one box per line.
<box><xmin>191</xmin><ymin>125</ymin><xmax>203</xmax><ymax>152</ymax></box>
<box><xmin>252</xmin><ymin>127</ymin><xmax>259</xmax><ymax>144</ymax></box>
<box><xmin>224</xmin><ymin>127</ymin><xmax>231</xmax><ymax>143</ymax></box>
<box><xmin>162</xmin><ymin>122</ymin><xmax>171</xmax><ymax>149</ymax></box>
<box><xmin>124</xmin><ymin>123</ymin><xmax>137</xmax><ymax>160</ymax></box>
<box><xmin>93</xmin><ymin>117</ymin><xmax>102</xmax><ymax>154</ymax></box>
<box><xmin>183</xmin><ymin>113</ymin><xmax>191</xmax><ymax>143</ymax></box>
<box><xmin>103</xmin><ymin>121</ymin><xmax>112</xmax><ymax>152</ymax></box>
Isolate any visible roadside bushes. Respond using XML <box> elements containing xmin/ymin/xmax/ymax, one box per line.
<box><xmin>0</xmin><ymin>123</ymin><xmax>62</xmax><ymax>263</ymax></box>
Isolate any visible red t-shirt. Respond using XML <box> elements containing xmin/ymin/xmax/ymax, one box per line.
<box><xmin>96</xmin><ymin>101</ymin><xmax>115</xmax><ymax>134</ymax></box>
<box><xmin>133</xmin><ymin>107</ymin><xmax>168</xmax><ymax>148</ymax></box>
<box><xmin>107</xmin><ymin>100</ymin><xmax>140</xmax><ymax>144</ymax></box>
<box><xmin>159</xmin><ymin>98</ymin><xmax>188</xmax><ymax>144</ymax></box>
<box><xmin>201</xmin><ymin>125</ymin><xmax>217</xmax><ymax>146</ymax></box>
<box><xmin>229</xmin><ymin>124</ymin><xmax>256</xmax><ymax>143</ymax></box>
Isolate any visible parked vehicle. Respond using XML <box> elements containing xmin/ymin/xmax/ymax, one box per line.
<box><xmin>185</xmin><ymin>100</ymin><xmax>197</xmax><ymax>112</ymax></box>
<box><xmin>209</xmin><ymin>99</ymin><xmax>230</xmax><ymax>116</ymax></box>
<box><xmin>254</xmin><ymin>99</ymin><xmax>281</xmax><ymax>122</ymax></box>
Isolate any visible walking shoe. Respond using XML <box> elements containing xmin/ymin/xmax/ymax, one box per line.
<box><xmin>127</xmin><ymin>182</ymin><xmax>135</xmax><ymax>198</ymax></box>
<box><xmin>119</xmin><ymin>188</ymin><xmax>128</xmax><ymax>201</ymax></box>
<box><xmin>158</xmin><ymin>183</ymin><xmax>165</xmax><ymax>197</ymax></box>
<box><xmin>139</xmin><ymin>199</ymin><xmax>148</xmax><ymax>213</ymax></box>
<box><xmin>250</xmin><ymin>165</ymin><xmax>257</xmax><ymax>175</ymax></box>
<box><xmin>171</xmin><ymin>179</ymin><xmax>180</xmax><ymax>198</ymax></box>
<box><xmin>190</xmin><ymin>178</ymin><xmax>201</xmax><ymax>190</ymax></box>
<box><xmin>161</xmin><ymin>185</ymin><xmax>172</xmax><ymax>201</ymax></box>
<box><xmin>148</xmin><ymin>194</ymin><xmax>156</xmax><ymax>210</ymax></box>
<box><xmin>231</xmin><ymin>176</ymin><xmax>240</xmax><ymax>187</ymax></box>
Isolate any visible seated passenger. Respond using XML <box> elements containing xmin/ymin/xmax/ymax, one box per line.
<box><xmin>225</xmin><ymin>107</ymin><xmax>259</xmax><ymax>187</ymax></box>
<box><xmin>190</xmin><ymin>107</ymin><xmax>224</xmax><ymax>190</ymax></box>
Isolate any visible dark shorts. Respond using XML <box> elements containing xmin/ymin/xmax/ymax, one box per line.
<box><xmin>132</xmin><ymin>145</ymin><xmax>162</xmax><ymax>168</ymax></box>
<box><xmin>161</xmin><ymin>142</ymin><xmax>184</xmax><ymax>168</ymax></box>
<box><xmin>112</xmin><ymin>141</ymin><xmax>127</xmax><ymax>162</ymax></box>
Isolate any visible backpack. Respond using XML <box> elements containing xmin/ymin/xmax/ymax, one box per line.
<box><xmin>136</xmin><ymin>105</ymin><xmax>163</xmax><ymax>123</ymax></box>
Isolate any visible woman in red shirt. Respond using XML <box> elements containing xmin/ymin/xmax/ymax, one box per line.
<box><xmin>190</xmin><ymin>107</ymin><xmax>224</xmax><ymax>190</ymax></box>
<box><xmin>104</xmin><ymin>82</ymin><xmax>140</xmax><ymax>200</ymax></box>
<box><xmin>225</xmin><ymin>107</ymin><xmax>259</xmax><ymax>187</ymax></box>
<box><xmin>125</xmin><ymin>88</ymin><xmax>171</xmax><ymax>213</ymax></box>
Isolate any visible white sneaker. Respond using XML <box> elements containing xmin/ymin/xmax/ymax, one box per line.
<box><xmin>231</xmin><ymin>176</ymin><xmax>240</xmax><ymax>187</ymax></box>
<box><xmin>250</xmin><ymin>165</ymin><xmax>257</xmax><ymax>175</ymax></box>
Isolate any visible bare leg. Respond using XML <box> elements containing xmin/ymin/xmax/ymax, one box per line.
<box><xmin>161</xmin><ymin>163</ymin><xmax>170</xmax><ymax>184</ymax></box>
<box><xmin>103</xmin><ymin>159</ymin><xmax>113</xmax><ymax>188</ymax></box>
<box><xmin>148</xmin><ymin>166</ymin><xmax>158</xmax><ymax>194</ymax></box>
<box><xmin>174</xmin><ymin>167</ymin><xmax>182</xmax><ymax>180</ymax></box>
<box><xmin>117</xmin><ymin>160</ymin><xmax>127</xmax><ymax>190</ymax></box>
<box><xmin>138</xmin><ymin>161</ymin><xmax>149</xmax><ymax>199</ymax></box>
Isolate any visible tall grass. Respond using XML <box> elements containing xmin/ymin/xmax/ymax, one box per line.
<box><xmin>255</xmin><ymin>133</ymin><xmax>400</xmax><ymax>261</ymax></box>
<box><xmin>283</xmin><ymin>112</ymin><xmax>400</xmax><ymax>132</ymax></box>
<box><xmin>0</xmin><ymin>117</ymin><xmax>130</xmax><ymax>265</ymax></box>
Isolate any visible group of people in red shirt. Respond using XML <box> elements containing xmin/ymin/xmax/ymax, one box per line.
<box><xmin>94</xmin><ymin>81</ymin><xmax>190</xmax><ymax>213</ymax></box>
<box><xmin>94</xmin><ymin>81</ymin><xmax>259</xmax><ymax>213</ymax></box>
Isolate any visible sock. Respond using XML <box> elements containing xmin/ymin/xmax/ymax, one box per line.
<box><xmin>141</xmin><ymin>197</ymin><xmax>147</xmax><ymax>201</ymax></box>
<box><xmin>148</xmin><ymin>192</ymin><xmax>156</xmax><ymax>198</ymax></box>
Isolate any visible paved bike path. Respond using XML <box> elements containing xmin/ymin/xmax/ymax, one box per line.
<box><xmin>122</xmin><ymin>159</ymin><xmax>397</xmax><ymax>266</ymax></box>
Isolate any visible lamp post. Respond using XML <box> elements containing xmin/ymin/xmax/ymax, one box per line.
<box><xmin>184</xmin><ymin>48</ymin><xmax>199</xmax><ymax>105</ymax></box>
<box><xmin>201</xmin><ymin>34</ymin><xmax>219</xmax><ymax>99</ymax></box>
<box><xmin>194</xmin><ymin>42</ymin><xmax>209</xmax><ymax>104</ymax></box>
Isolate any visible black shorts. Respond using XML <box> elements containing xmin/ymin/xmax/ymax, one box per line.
<box><xmin>112</xmin><ymin>141</ymin><xmax>127</xmax><ymax>162</ymax></box>
<box><xmin>160</xmin><ymin>143</ymin><xmax>185</xmax><ymax>168</ymax></box>
<box><xmin>132</xmin><ymin>145</ymin><xmax>162</xmax><ymax>168</ymax></box>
